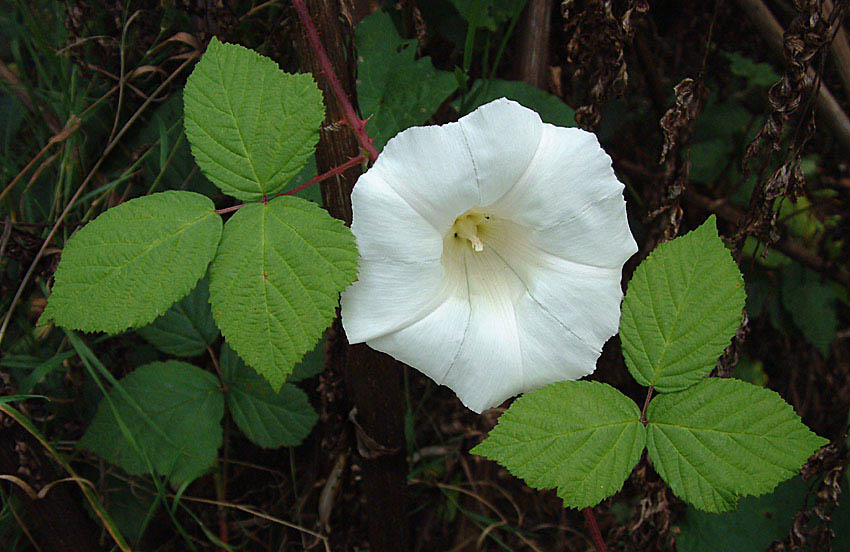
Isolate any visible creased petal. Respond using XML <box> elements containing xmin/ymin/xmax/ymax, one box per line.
<box><xmin>534</xmin><ymin>193</ymin><xmax>637</xmax><ymax>269</ymax></box>
<box><xmin>340</xmin><ymin>258</ymin><xmax>446</xmax><ymax>343</ymax></box>
<box><xmin>366</xmin><ymin>122</ymin><xmax>478</xmax><ymax>232</ymax></box>
<box><xmin>492</xmin><ymin>124</ymin><xmax>636</xmax><ymax>266</ymax></box>
<box><xmin>350</xmin><ymin>172</ymin><xmax>443</xmax><ymax>263</ymax></box>
<box><xmin>458</xmin><ymin>98</ymin><xmax>543</xmax><ymax>206</ymax></box>
<box><xmin>483</xmin><ymin>217</ymin><xmax>625</xmax><ymax>349</ymax></box>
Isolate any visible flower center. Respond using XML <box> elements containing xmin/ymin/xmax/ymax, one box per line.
<box><xmin>451</xmin><ymin>210</ymin><xmax>489</xmax><ymax>252</ymax></box>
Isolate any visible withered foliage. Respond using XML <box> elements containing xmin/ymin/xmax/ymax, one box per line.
<box><xmin>560</xmin><ymin>0</ymin><xmax>648</xmax><ymax>129</ymax></box>
<box><xmin>652</xmin><ymin>77</ymin><xmax>708</xmax><ymax>241</ymax></box>
<box><xmin>738</xmin><ymin>0</ymin><xmax>847</xmax><ymax>249</ymax></box>
<box><xmin>768</xmin><ymin>444</ymin><xmax>848</xmax><ymax>551</ymax></box>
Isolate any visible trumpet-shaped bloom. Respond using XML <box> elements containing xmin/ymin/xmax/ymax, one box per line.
<box><xmin>340</xmin><ymin>99</ymin><xmax>637</xmax><ymax>413</ymax></box>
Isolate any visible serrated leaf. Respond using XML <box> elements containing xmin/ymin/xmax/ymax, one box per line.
<box><xmin>455</xmin><ymin>78</ymin><xmax>576</xmax><ymax>127</ymax></box>
<box><xmin>79</xmin><ymin>361</ymin><xmax>224</xmax><ymax>485</ymax></box>
<box><xmin>41</xmin><ymin>191</ymin><xmax>222</xmax><ymax>334</ymax></box>
<box><xmin>209</xmin><ymin>195</ymin><xmax>358</xmax><ymax>390</ymax></box>
<box><xmin>289</xmin><ymin>330</ymin><xmax>326</xmax><ymax>382</ymax></box>
<box><xmin>472</xmin><ymin>381</ymin><xmax>646</xmax><ymax>509</ymax></box>
<box><xmin>137</xmin><ymin>276</ymin><xmax>218</xmax><ymax>357</ymax></box>
<box><xmin>677</xmin><ymin>476</ymin><xmax>806</xmax><ymax>552</ymax></box>
<box><xmin>183</xmin><ymin>37</ymin><xmax>324</xmax><ymax>201</ymax></box>
<box><xmin>620</xmin><ymin>216</ymin><xmax>746</xmax><ymax>391</ymax></box>
<box><xmin>355</xmin><ymin>11</ymin><xmax>457</xmax><ymax>150</ymax></box>
<box><xmin>646</xmin><ymin>378</ymin><xmax>827</xmax><ymax>512</ymax></box>
<box><xmin>220</xmin><ymin>344</ymin><xmax>317</xmax><ymax>448</ymax></box>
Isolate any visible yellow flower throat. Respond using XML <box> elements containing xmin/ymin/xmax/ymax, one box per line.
<box><xmin>451</xmin><ymin>210</ymin><xmax>489</xmax><ymax>252</ymax></box>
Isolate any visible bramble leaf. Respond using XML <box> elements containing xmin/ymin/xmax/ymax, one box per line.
<box><xmin>79</xmin><ymin>361</ymin><xmax>224</xmax><ymax>485</ymax></box>
<box><xmin>472</xmin><ymin>381</ymin><xmax>645</xmax><ymax>509</ymax></box>
<box><xmin>646</xmin><ymin>378</ymin><xmax>827</xmax><ymax>512</ymax></box>
<box><xmin>620</xmin><ymin>216</ymin><xmax>745</xmax><ymax>391</ymax></box>
<box><xmin>208</xmin><ymin>196</ymin><xmax>357</xmax><ymax>390</ymax></box>
<box><xmin>220</xmin><ymin>344</ymin><xmax>317</xmax><ymax>448</ymax></box>
<box><xmin>137</xmin><ymin>276</ymin><xmax>218</xmax><ymax>357</ymax></box>
<box><xmin>41</xmin><ymin>191</ymin><xmax>222</xmax><ymax>334</ymax></box>
<box><xmin>183</xmin><ymin>38</ymin><xmax>324</xmax><ymax>201</ymax></box>
<box><xmin>355</xmin><ymin>11</ymin><xmax>457</xmax><ymax>150</ymax></box>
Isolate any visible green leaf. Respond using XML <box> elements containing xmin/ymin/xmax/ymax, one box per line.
<box><xmin>290</xmin><ymin>330</ymin><xmax>326</xmax><ymax>382</ymax></box>
<box><xmin>472</xmin><ymin>381</ymin><xmax>645</xmax><ymax>509</ymax></box>
<box><xmin>41</xmin><ymin>191</ymin><xmax>222</xmax><ymax>334</ymax></box>
<box><xmin>722</xmin><ymin>51</ymin><xmax>779</xmax><ymax>89</ymax></box>
<box><xmin>646</xmin><ymin>378</ymin><xmax>827</xmax><ymax>512</ymax></box>
<box><xmin>220</xmin><ymin>344</ymin><xmax>317</xmax><ymax>448</ymax></box>
<box><xmin>183</xmin><ymin>37</ymin><xmax>325</xmax><ymax>201</ymax></box>
<box><xmin>677</xmin><ymin>476</ymin><xmax>806</xmax><ymax>552</ymax></box>
<box><xmin>208</xmin><ymin>195</ymin><xmax>358</xmax><ymax>390</ymax></box>
<box><xmin>79</xmin><ymin>361</ymin><xmax>224</xmax><ymax>485</ymax></box>
<box><xmin>781</xmin><ymin>263</ymin><xmax>838</xmax><ymax>356</ymax></box>
<box><xmin>455</xmin><ymin>78</ymin><xmax>575</xmax><ymax>127</ymax></box>
<box><xmin>355</xmin><ymin>11</ymin><xmax>458</xmax><ymax>150</ymax></box>
<box><xmin>620</xmin><ymin>216</ymin><xmax>746</xmax><ymax>391</ymax></box>
<box><xmin>137</xmin><ymin>276</ymin><xmax>218</xmax><ymax>357</ymax></box>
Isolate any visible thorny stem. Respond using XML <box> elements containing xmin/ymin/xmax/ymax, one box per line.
<box><xmin>292</xmin><ymin>0</ymin><xmax>379</xmax><ymax>163</ymax></box>
<box><xmin>640</xmin><ymin>385</ymin><xmax>654</xmax><ymax>425</ymax></box>
<box><xmin>213</xmin><ymin>153</ymin><xmax>366</xmax><ymax>215</ymax></box>
<box><xmin>582</xmin><ymin>507</ymin><xmax>609</xmax><ymax>552</ymax></box>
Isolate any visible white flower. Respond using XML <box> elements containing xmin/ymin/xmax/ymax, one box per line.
<box><xmin>340</xmin><ymin>98</ymin><xmax>637</xmax><ymax>413</ymax></box>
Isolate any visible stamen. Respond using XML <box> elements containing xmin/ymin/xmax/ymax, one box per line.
<box><xmin>453</xmin><ymin>214</ymin><xmax>485</xmax><ymax>252</ymax></box>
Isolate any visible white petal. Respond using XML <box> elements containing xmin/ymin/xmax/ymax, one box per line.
<box><xmin>350</xmin><ymin>172</ymin><xmax>443</xmax><ymax>263</ymax></box>
<box><xmin>482</xmin><ymin>218</ymin><xmax>625</xmax><ymax>350</ymax></box>
<box><xmin>515</xmin><ymin>294</ymin><xmax>601</xmax><ymax>388</ymax></box>
<box><xmin>534</xmin><ymin>194</ymin><xmax>637</xmax><ymax>269</ymax></box>
<box><xmin>367</xmin><ymin>122</ymin><xmax>478</xmax><ymax>232</ymax></box>
<box><xmin>458</xmin><ymin>98</ymin><xmax>543</xmax><ymax>205</ymax></box>
<box><xmin>367</xmin><ymin>292</ymin><xmax>470</xmax><ymax>389</ymax></box>
<box><xmin>491</xmin><ymin>124</ymin><xmax>637</xmax><ymax>267</ymax></box>
<box><xmin>340</xmin><ymin>258</ymin><xmax>447</xmax><ymax>343</ymax></box>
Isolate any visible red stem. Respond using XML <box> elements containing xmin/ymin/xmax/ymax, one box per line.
<box><xmin>284</xmin><ymin>153</ymin><xmax>366</xmax><ymax>196</ymax></box>
<box><xmin>213</xmin><ymin>153</ymin><xmax>367</xmax><ymax>215</ymax></box>
<box><xmin>640</xmin><ymin>385</ymin><xmax>654</xmax><ymax>425</ymax></box>
<box><xmin>582</xmin><ymin>507</ymin><xmax>609</xmax><ymax>552</ymax></box>
<box><xmin>292</xmin><ymin>0</ymin><xmax>379</xmax><ymax>163</ymax></box>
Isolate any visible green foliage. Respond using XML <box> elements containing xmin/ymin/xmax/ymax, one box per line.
<box><xmin>137</xmin><ymin>93</ymin><xmax>216</xmax><ymax>195</ymax></box>
<box><xmin>355</xmin><ymin>11</ymin><xmax>457</xmax><ymax>149</ymax></box>
<box><xmin>137</xmin><ymin>276</ymin><xmax>218</xmax><ymax>357</ymax></box>
<box><xmin>208</xmin><ymin>196</ymin><xmax>358</xmax><ymax>390</ymax></box>
<box><xmin>645</xmin><ymin>379</ymin><xmax>827</xmax><ymax>512</ymax></box>
<box><xmin>455</xmin><ymin>78</ymin><xmax>576</xmax><ymax>126</ymax></box>
<box><xmin>471</xmin><ymin>381</ymin><xmax>645</xmax><ymax>509</ymax></box>
<box><xmin>79</xmin><ymin>361</ymin><xmax>224</xmax><ymax>485</ymax></box>
<box><xmin>781</xmin><ymin>263</ymin><xmax>839</xmax><ymax>355</ymax></box>
<box><xmin>40</xmin><ymin>191</ymin><xmax>222</xmax><ymax>333</ymax></box>
<box><xmin>290</xmin><ymin>331</ymin><xmax>327</xmax><ymax>382</ymax></box>
<box><xmin>478</xmin><ymin>217</ymin><xmax>825</xmax><ymax>513</ymax></box>
<box><xmin>448</xmin><ymin>0</ymin><xmax>526</xmax><ymax>30</ymax></box>
<box><xmin>620</xmin><ymin>216</ymin><xmax>746</xmax><ymax>391</ymax></box>
<box><xmin>220</xmin><ymin>344</ymin><xmax>317</xmax><ymax>448</ymax></box>
<box><xmin>677</xmin><ymin>476</ymin><xmax>806</xmax><ymax>552</ymax></box>
<box><xmin>722</xmin><ymin>51</ymin><xmax>779</xmax><ymax>89</ymax></box>
<box><xmin>183</xmin><ymin>37</ymin><xmax>325</xmax><ymax>201</ymax></box>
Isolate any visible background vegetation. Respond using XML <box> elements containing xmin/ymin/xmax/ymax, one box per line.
<box><xmin>0</xmin><ymin>0</ymin><xmax>848</xmax><ymax>550</ymax></box>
